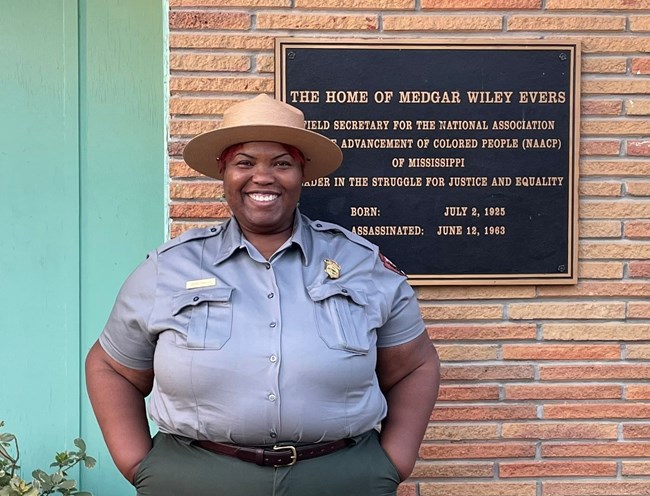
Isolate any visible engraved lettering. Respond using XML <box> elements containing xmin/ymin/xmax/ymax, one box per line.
<box><xmin>436</xmin><ymin>225</ymin><xmax>463</xmax><ymax>236</ymax></box>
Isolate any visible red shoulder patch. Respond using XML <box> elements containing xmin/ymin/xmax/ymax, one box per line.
<box><xmin>379</xmin><ymin>253</ymin><xmax>406</xmax><ymax>276</ymax></box>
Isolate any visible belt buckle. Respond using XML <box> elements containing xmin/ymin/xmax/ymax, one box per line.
<box><xmin>272</xmin><ymin>445</ymin><xmax>297</xmax><ymax>467</ymax></box>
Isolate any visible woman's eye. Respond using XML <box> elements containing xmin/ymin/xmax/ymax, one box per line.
<box><xmin>275</xmin><ymin>161</ymin><xmax>293</xmax><ymax>168</ymax></box>
<box><xmin>236</xmin><ymin>160</ymin><xmax>253</xmax><ymax>167</ymax></box>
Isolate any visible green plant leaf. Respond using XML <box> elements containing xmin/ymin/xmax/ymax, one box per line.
<box><xmin>0</xmin><ymin>436</ymin><xmax>15</xmax><ymax>444</ymax></box>
<box><xmin>82</xmin><ymin>457</ymin><xmax>96</xmax><ymax>469</ymax></box>
<box><xmin>72</xmin><ymin>439</ymin><xmax>86</xmax><ymax>452</ymax></box>
<box><xmin>58</xmin><ymin>480</ymin><xmax>77</xmax><ymax>490</ymax></box>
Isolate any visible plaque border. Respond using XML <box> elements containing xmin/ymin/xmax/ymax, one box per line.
<box><xmin>275</xmin><ymin>38</ymin><xmax>580</xmax><ymax>286</ymax></box>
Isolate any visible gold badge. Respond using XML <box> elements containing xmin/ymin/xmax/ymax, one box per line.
<box><xmin>324</xmin><ymin>259</ymin><xmax>341</xmax><ymax>279</ymax></box>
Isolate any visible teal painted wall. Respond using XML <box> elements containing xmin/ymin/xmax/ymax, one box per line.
<box><xmin>0</xmin><ymin>1</ymin><xmax>165</xmax><ymax>494</ymax></box>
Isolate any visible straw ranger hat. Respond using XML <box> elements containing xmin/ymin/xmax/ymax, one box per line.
<box><xmin>183</xmin><ymin>94</ymin><xmax>343</xmax><ymax>182</ymax></box>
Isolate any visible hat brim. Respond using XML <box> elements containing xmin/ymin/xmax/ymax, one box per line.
<box><xmin>183</xmin><ymin>125</ymin><xmax>343</xmax><ymax>182</ymax></box>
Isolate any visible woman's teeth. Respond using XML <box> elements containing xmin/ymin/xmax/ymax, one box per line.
<box><xmin>249</xmin><ymin>193</ymin><xmax>278</xmax><ymax>202</ymax></box>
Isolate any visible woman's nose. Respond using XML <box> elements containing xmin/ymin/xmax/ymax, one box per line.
<box><xmin>251</xmin><ymin>164</ymin><xmax>274</xmax><ymax>183</ymax></box>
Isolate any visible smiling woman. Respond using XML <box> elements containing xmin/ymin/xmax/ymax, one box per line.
<box><xmin>85</xmin><ymin>94</ymin><xmax>440</xmax><ymax>496</ymax></box>
<box><xmin>223</xmin><ymin>142</ymin><xmax>305</xmax><ymax>258</ymax></box>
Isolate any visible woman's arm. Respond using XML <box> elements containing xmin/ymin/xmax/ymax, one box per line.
<box><xmin>376</xmin><ymin>331</ymin><xmax>440</xmax><ymax>481</ymax></box>
<box><xmin>85</xmin><ymin>341</ymin><xmax>154</xmax><ymax>484</ymax></box>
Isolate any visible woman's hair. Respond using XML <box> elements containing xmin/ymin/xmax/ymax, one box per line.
<box><xmin>217</xmin><ymin>143</ymin><xmax>306</xmax><ymax>174</ymax></box>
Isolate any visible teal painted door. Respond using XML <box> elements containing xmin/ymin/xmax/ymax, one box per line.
<box><xmin>0</xmin><ymin>1</ymin><xmax>165</xmax><ymax>494</ymax></box>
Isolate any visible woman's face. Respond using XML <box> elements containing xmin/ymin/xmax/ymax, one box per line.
<box><xmin>223</xmin><ymin>141</ymin><xmax>304</xmax><ymax>236</ymax></box>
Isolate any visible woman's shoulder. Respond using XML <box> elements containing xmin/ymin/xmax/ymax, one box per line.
<box><xmin>155</xmin><ymin>224</ymin><xmax>226</xmax><ymax>256</ymax></box>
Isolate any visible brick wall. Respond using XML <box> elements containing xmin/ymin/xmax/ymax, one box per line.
<box><xmin>168</xmin><ymin>1</ymin><xmax>650</xmax><ymax>495</ymax></box>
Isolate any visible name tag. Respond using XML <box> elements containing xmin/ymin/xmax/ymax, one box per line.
<box><xmin>185</xmin><ymin>277</ymin><xmax>217</xmax><ymax>289</ymax></box>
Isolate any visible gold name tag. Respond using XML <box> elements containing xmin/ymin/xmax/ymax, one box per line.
<box><xmin>185</xmin><ymin>277</ymin><xmax>217</xmax><ymax>289</ymax></box>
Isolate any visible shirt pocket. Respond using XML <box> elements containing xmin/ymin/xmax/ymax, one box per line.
<box><xmin>171</xmin><ymin>287</ymin><xmax>234</xmax><ymax>350</ymax></box>
<box><xmin>308</xmin><ymin>283</ymin><xmax>371</xmax><ymax>354</ymax></box>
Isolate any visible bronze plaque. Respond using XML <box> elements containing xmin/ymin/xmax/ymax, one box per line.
<box><xmin>275</xmin><ymin>39</ymin><xmax>580</xmax><ymax>285</ymax></box>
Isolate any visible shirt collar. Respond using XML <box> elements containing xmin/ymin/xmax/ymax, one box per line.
<box><xmin>212</xmin><ymin>210</ymin><xmax>311</xmax><ymax>266</ymax></box>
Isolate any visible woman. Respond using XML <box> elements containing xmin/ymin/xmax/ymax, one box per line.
<box><xmin>86</xmin><ymin>94</ymin><xmax>440</xmax><ymax>496</ymax></box>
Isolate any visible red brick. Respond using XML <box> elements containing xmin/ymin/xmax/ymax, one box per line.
<box><xmin>547</xmin><ymin>0</ymin><xmax>648</xmax><ymax>9</ymax></box>
<box><xmin>543</xmin><ymin>481</ymin><xmax>650</xmax><ymax>496</ymax></box>
<box><xmin>170</xmin><ymin>77</ymin><xmax>273</xmax><ymax>93</ymax></box>
<box><xmin>425</xmin><ymin>424</ymin><xmax>498</xmax><ymax>441</ymax></box>
<box><xmin>627</xmin><ymin>181</ymin><xmax>650</xmax><ymax>196</ymax></box>
<box><xmin>169</xmin><ymin>11</ymin><xmax>250</xmax><ymax>30</ymax></box>
<box><xmin>632</xmin><ymin>57</ymin><xmax>650</xmax><ymax>74</ymax></box>
<box><xmin>581</xmin><ymin>99</ymin><xmax>622</xmax><ymax>115</ymax></box>
<box><xmin>579</xmin><ymin>181</ymin><xmax>621</xmax><ymax>197</ymax></box>
<box><xmin>627</xmin><ymin>344</ymin><xmax>650</xmax><ymax>358</ymax></box>
<box><xmin>170</xmin><ymin>202</ymin><xmax>231</xmax><ymax>219</ymax></box>
<box><xmin>442</xmin><ymin>364</ymin><xmax>533</xmax><ymax>381</ymax></box>
<box><xmin>542</xmin><ymin>441</ymin><xmax>650</xmax><ymax>458</ymax></box>
<box><xmin>438</xmin><ymin>385</ymin><xmax>500</xmax><ymax>401</ymax></box>
<box><xmin>628</xmin><ymin>385</ymin><xmax>650</xmax><ymax>399</ymax></box>
<box><xmin>500</xmin><ymin>460</ymin><xmax>616</xmax><ymax>478</ymax></box>
<box><xmin>169</xmin><ymin>140</ymin><xmax>187</xmax><ymax>157</ymax></box>
<box><xmin>170</xmin><ymin>181</ymin><xmax>224</xmax><ymax>200</ymax></box>
<box><xmin>427</xmin><ymin>325</ymin><xmax>536</xmax><ymax>341</ymax></box>
<box><xmin>432</xmin><ymin>405</ymin><xmax>537</xmax><ymax>422</ymax></box>
<box><xmin>628</xmin><ymin>140</ymin><xmax>650</xmax><ymax>156</ymax></box>
<box><xmin>420</xmin><ymin>442</ymin><xmax>535</xmax><ymax>460</ymax></box>
<box><xmin>170</xmin><ymin>160</ymin><xmax>202</xmax><ymax>178</ymax></box>
<box><xmin>169</xmin><ymin>34</ymin><xmax>274</xmax><ymax>50</ymax></box>
<box><xmin>420</xmin><ymin>482</ymin><xmax>536</xmax><ymax>496</ymax></box>
<box><xmin>580</xmin><ymin>159</ymin><xmax>650</xmax><ymax>176</ymax></box>
<box><xmin>583</xmin><ymin>119</ymin><xmax>650</xmax><ymax>135</ymax></box>
<box><xmin>580</xmin><ymin>140</ymin><xmax>621</xmax><ymax>155</ymax></box>
<box><xmin>411</xmin><ymin>462</ymin><xmax>494</xmax><ymax>478</ymax></box>
<box><xmin>629</xmin><ymin>303</ymin><xmax>650</xmax><ymax>319</ymax></box>
<box><xmin>541</xmin><ymin>364</ymin><xmax>650</xmax><ymax>381</ymax></box>
<box><xmin>421</xmin><ymin>0</ymin><xmax>540</xmax><ymax>8</ymax></box>
<box><xmin>420</xmin><ymin>305</ymin><xmax>503</xmax><ymax>321</ymax></box>
<box><xmin>622</xmin><ymin>461</ymin><xmax>650</xmax><ymax>475</ymax></box>
<box><xmin>505</xmin><ymin>384</ymin><xmax>621</xmax><ymax>401</ymax></box>
<box><xmin>397</xmin><ymin>484</ymin><xmax>415</xmax><ymax>496</ymax></box>
<box><xmin>544</xmin><ymin>403</ymin><xmax>650</xmax><ymax>419</ymax></box>
<box><xmin>538</xmin><ymin>282</ymin><xmax>650</xmax><ymax>297</ymax></box>
<box><xmin>630</xmin><ymin>261</ymin><xmax>650</xmax><ymax>278</ymax></box>
<box><xmin>509</xmin><ymin>302</ymin><xmax>624</xmax><ymax>320</ymax></box>
<box><xmin>418</xmin><ymin>286</ymin><xmax>534</xmax><ymax>300</ymax></box>
<box><xmin>623</xmin><ymin>424</ymin><xmax>650</xmax><ymax>439</ymax></box>
<box><xmin>503</xmin><ymin>344</ymin><xmax>620</xmax><ymax>360</ymax></box>
<box><xmin>626</xmin><ymin>221</ymin><xmax>650</xmax><ymax>239</ymax></box>
<box><xmin>437</xmin><ymin>344</ymin><xmax>498</xmax><ymax>362</ymax></box>
<box><xmin>543</xmin><ymin>323</ymin><xmax>650</xmax><ymax>341</ymax></box>
<box><xmin>502</xmin><ymin>422</ymin><xmax>617</xmax><ymax>440</ymax></box>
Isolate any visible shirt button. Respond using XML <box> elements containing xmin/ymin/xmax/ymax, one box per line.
<box><xmin>269</xmin><ymin>355</ymin><xmax>278</xmax><ymax>363</ymax></box>
<box><xmin>268</xmin><ymin>393</ymin><xmax>277</xmax><ymax>402</ymax></box>
<box><xmin>267</xmin><ymin>292</ymin><xmax>274</xmax><ymax>299</ymax></box>
<box><xmin>270</xmin><ymin>432</ymin><xmax>277</xmax><ymax>439</ymax></box>
<box><xmin>265</xmin><ymin>263</ymin><xmax>271</xmax><ymax>270</ymax></box>
<box><xmin>193</xmin><ymin>296</ymin><xmax>200</xmax><ymax>302</ymax></box>
<box><xmin>269</xmin><ymin>322</ymin><xmax>277</xmax><ymax>328</ymax></box>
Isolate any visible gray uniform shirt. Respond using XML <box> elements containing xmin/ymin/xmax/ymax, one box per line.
<box><xmin>100</xmin><ymin>212</ymin><xmax>425</xmax><ymax>445</ymax></box>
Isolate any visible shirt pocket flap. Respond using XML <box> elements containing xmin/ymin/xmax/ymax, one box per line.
<box><xmin>172</xmin><ymin>287</ymin><xmax>234</xmax><ymax>316</ymax></box>
<box><xmin>307</xmin><ymin>284</ymin><xmax>368</xmax><ymax>307</ymax></box>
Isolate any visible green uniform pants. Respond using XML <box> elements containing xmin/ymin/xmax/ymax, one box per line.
<box><xmin>134</xmin><ymin>429</ymin><xmax>401</xmax><ymax>496</ymax></box>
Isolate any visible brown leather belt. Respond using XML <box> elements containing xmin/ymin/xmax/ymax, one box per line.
<box><xmin>193</xmin><ymin>438</ymin><xmax>351</xmax><ymax>467</ymax></box>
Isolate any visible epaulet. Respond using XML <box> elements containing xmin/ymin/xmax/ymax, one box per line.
<box><xmin>309</xmin><ymin>219</ymin><xmax>377</xmax><ymax>253</ymax></box>
<box><xmin>156</xmin><ymin>225</ymin><xmax>224</xmax><ymax>255</ymax></box>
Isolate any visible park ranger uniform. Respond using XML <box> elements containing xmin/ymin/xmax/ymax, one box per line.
<box><xmin>99</xmin><ymin>211</ymin><xmax>425</xmax><ymax>496</ymax></box>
